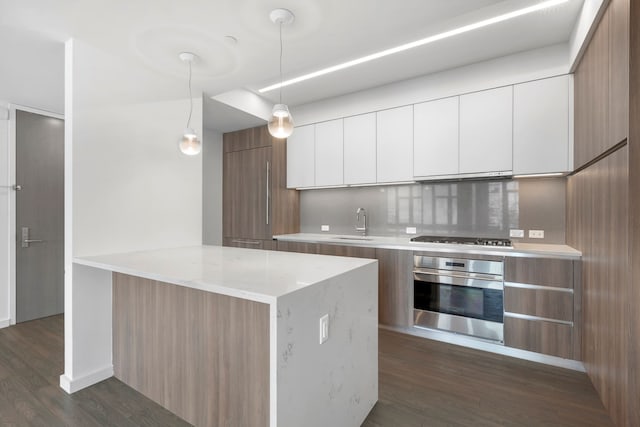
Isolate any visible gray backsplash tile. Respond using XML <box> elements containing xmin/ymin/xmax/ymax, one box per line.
<box><xmin>299</xmin><ymin>177</ymin><xmax>566</xmax><ymax>244</ymax></box>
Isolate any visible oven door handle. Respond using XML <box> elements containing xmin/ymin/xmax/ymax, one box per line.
<box><xmin>413</xmin><ymin>267</ymin><xmax>502</xmax><ymax>281</ymax></box>
<box><xmin>413</xmin><ymin>272</ymin><xmax>504</xmax><ymax>291</ymax></box>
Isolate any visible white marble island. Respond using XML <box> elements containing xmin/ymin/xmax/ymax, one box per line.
<box><xmin>60</xmin><ymin>246</ymin><xmax>378</xmax><ymax>427</ymax></box>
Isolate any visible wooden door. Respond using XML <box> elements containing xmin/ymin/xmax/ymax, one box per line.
<box><xmin>223</xmin><ymin>146</ymin><xmax>272</xmax><ymax>240</ymax></box>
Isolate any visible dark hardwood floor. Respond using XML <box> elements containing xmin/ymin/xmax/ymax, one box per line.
<box><xmin>0</xmin><ymin>315</ymin><xmax>190</xmax><ymax>427</ymax></box>
<box><xmin>364</xmin><ymin>329</ymin><xmax>614</xmax><ymax>427</ymax></box>
<box><xmin>0</xmin><ymin>316</ymin><xmax>613</xmax><ymax>426</ymax></box>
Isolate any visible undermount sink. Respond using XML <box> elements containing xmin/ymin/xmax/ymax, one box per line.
<box><xmin>335</xmin><ymin>236</ymin><xmax>374</xmax><ymax>241</ymax></box>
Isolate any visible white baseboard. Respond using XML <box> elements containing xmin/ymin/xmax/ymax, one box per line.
<box><xmin>0</xmin><ymin>318</ymin><xmax>10</xmax><ymax>329</ymax></box>
<box><xmin>59</xmin><ymin>365</ymin><xmax>114</xmax><ymax>394</ymax></box>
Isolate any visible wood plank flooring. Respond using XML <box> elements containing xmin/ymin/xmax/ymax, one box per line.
<box><xmin>0</xmin><ymin>315</ymin><xmax>190</xmax><ymax>427</ymax></box>
<box><xmin>0</xmin><ymin>316</ymin><xmax>614</xmax><ymax>426</ymax></box>
<box><xmin>364</xmin><ymin>329</ymin><xmax>614</xmax><ymax>427</ymax></box>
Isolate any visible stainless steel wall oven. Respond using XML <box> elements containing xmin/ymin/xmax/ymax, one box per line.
<box><xmin>413</xmin><ymin>255</ymin><xmax>504</xmax><ymax>343</ymax></box>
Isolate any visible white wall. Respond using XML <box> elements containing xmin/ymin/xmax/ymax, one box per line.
<box><xmin>293</xmin><ymin>43</ymin><xmax>570</xmax><ymax>126</ymax></box>
<box><xmin>70</xmin><ymin>43</ymin><xmax>203</xmax><ymax>256</ymax></box>
<box><xmin>0</xmin><ymin>104</ymin><xmax>9</xmax><ymax>327</ymax></box>
<box><xmin>0</xmin><ymin>27</ymin><xmax>64</xmax><ymax>114</ymax></box>
<box><xmin>72</xmin><ymin>99</ymin><xmax>203</xmax><ymax>256</ymax></box>
<box><xmin>203</xmin><ymin>127</ymin><xmax>223</xmax><ymax>245</ymax></box>
<box><xmin>62</xmin><ymin>39</ymin><xmax>203</xmax><ymax>392</ymax></box>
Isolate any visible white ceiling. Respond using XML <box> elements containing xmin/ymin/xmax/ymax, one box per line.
<box><xmin>0</xmin><ymin>0</ymin><xmax>585</xmax><ymax>131</ymax></box>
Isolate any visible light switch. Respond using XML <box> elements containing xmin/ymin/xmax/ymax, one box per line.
<box><xmin>406</xmin><ymin>227</ymin><xmax>417</xmax><ymax>234</ymax></box>
<box><xmin>321</xmin><ymin>225</ymin><xmax>330</xmax><ymax>232</ymax></box>
<box><xmin>319</xmin><ymin>314</ymin><xmax>329</xmax><ymax>344</ymax></box>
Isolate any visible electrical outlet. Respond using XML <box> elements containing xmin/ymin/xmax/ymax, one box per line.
<box><xmin>510</xmin><ymin>229</ymin><xmax>525</xmax><ymax>238</ymax></box>
<box><xmin>406</xmin><ymin>227</ymin><xmax>417</xmax><ymax>234</ymax></box>
<box><xmin>321</xmin><ymin>225</ymin><xmax>330</xmax><ymax>232</ymax></box>
<box><xmin>319</xmin><ymin>314</ymin><xmax>329</xmax><ymax>344</ymax></box>
<box><xmin>529</xmin><ymin>230</ymin><xmax>545</xmax><ymax>239</ymax></box>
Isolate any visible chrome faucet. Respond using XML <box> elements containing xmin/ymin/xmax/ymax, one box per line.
<box><xmin>356</xmin><ymin>207</ymin><xmax>367</xmax><ymax>236</ymax></box>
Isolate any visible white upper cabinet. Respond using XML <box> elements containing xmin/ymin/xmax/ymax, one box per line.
<box><xmin>513</xmin><ymin>75</ymin><xmax>570</xmax><ymax>175</ymax></box>
<box><xmin>377</xmin><ymin>105</ymin><xmax>413</xmax><ymax>183</ymax></box>
<box><xmin>344</xmin><ymin>113</ymin><xmax>376</xmax><ymax>185</ymax></box>
<box><xmin>459</xmin><ymin>86</ymin><xmax>513</xmax><ymax>175</ymax></box>
<box><xmin>314</xmin><ymin>119</ymin><xmax>344</xmax><ymax>186</ymax></box>
<box><xmin>413</xmin><ymin>97</ymin><xmax>459</xmax><ymax>178</ymax></box>
<box><xmin>286</xmin><ymin>75</ymin><xmax>572</xmax><ymax>188</ymax></box>
<box><xmin>286</xmin><ymin>124</ymin><xmax>315</xmax><ymax>188</ymax></box>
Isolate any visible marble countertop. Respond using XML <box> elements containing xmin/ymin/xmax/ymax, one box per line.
<box><xmin>273</xmin><ymin>233</ymin><xmax>582</xmax><ymax>259</ymax></box>
<box><xmin>74</xmin><ymin>245</ymin><xmax>377</xmax><ymax>304</ymax></box>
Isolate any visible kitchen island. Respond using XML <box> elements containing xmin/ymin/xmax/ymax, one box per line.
<box><xmin>60</xmin><ymin>246</ymin><xmax>378</xmax><ymax>427</ymax></box>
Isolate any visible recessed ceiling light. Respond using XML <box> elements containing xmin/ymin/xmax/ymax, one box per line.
<box><xmin>258</xmin><ymin>0</ymin><xmax>570</xmax><ymax>94</ymax></box>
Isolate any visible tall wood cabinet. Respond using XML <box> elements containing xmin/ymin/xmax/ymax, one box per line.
<box><xmin>223</xmin><ymin>126</ymin><xmax>299</xmax><ymax>248</ymax></box>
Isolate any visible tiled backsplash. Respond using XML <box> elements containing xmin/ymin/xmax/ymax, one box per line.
<box><xmin>299</xmin><ymin>177</ymin><xmax>566</xmax><ymax>244</ymax></box>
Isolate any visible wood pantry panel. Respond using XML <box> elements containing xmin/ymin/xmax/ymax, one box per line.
<box><xmin>504</xmin><ymin>286</ymin><xmax>573</xmax><ymax>322</ymax></box>
<box><xmin>223</xmin><ymin>126</ymin><xmax>299</xmax><ymax>244</ymax></box>
<box><xmin>504</xmin><ymin>257</ymin><xmax>573</xmax><ymax>288</ymax></box>
<box><xmin>504</xmin><ymin>316</ymin><xmax>573</xmax><ymax>359</ymax></box>
<box><xmin>113</xmin><ymin>273</ymin><xmax>270</xmax><ymax>427</ymax></box>
<box><xmin>271</xmin><ymin>137</ymin><xmax>300</xmax><ymax>236</ymax></box>
<box><xmin>376</xmin><ymin>249</ymin><xmax>412</xmax><ymax>327</ymax></box>
<box><xmin>223</xmin><ymin>125</ymin><xmax>272</xmax><ymax>152</ymax></box>
<box><xmin>573</xmin><ymin>6</ymin><xmax>610</xmax><ymax>169</ymax></box>
<box><xmin>223</xmin><ymin>146</ymin><xmax>271</xmax><ymax>240</ymax></box>
<box><xmin>628</xmin><ymin>0</ymin><xmax>640</xmax><ymax>422</ymax></box>
<box><xmin>567</xmin><ymin>146</ymin><xmax>629</xmax><ymax>426</ymax></box>
<box><xmin>609</xmin><ymin>0</ymin><xmax>630</xmax><ymax>146</ymax></box>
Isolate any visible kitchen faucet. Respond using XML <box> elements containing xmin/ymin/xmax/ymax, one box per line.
<box><xmin>356</xmin><ymin>207</ymin><xmax>367</xmax><ymax>236</ymax></box>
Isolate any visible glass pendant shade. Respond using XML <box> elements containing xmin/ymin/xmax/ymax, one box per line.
<box><xmin>178</xmin><ymin>128</ymin><xmax>202</xmax><ymax>155</ymax></box>
<box><xmin>268</xmin><ymin>103</ymin><xmax>294</xmax><ymax>139</ymax></box>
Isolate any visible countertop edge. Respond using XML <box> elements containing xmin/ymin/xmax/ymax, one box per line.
<box><xmin>73</xmin><ymin>257</ymin><xmax>279</xmax><ymax>305</ymax></box>
<box><xmin>273</xmin><ymin>234</ymin><xmax>582</xmax><ymax>260</ymax></box>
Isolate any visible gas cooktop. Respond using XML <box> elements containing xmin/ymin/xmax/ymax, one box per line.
<box><xmin>410</xmin><ymin>235</ymin><xmax>513</xmax><ymax>247</ymax></box>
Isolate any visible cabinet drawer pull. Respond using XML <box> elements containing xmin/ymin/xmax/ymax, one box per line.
<box><xmin>231</xmin><ymin>239</ymin><xmax>262</xmax><ymax>245</ymax></box>
<box><xmin>504</xmin><ymin>312</ymin><xmax>573</xmax><ymax>326</ymax></box>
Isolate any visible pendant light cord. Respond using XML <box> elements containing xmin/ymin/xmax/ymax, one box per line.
<box><xmin>279</xmin><ymin>21</ymin><xmax>283</xmax><ymax>105</ymax></box>
<box><xmin>187</xmin><ymin>60</ymin><xmax>193</xmax><ymax>129</ymax></box>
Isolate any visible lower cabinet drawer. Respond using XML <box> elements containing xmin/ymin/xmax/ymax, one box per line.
<box><xmin>223</xmin><ymin>238</ymin><xmax>275</xmax><ymax>250</ymax></box>
<box><xmin>276</xmin><ymin>240</ymin><xmax>317</xmax><ymax>253</ymax></box>
<box><xmin>504</xmin><ymin>316</ymin><xmax>573</xmax><ymax>359</ymax></box>
<box><xmin>504</xmin><ymin>285</ymin><xmax>573</xmax><ymax>322</ymax></box>
<box><xmin>316</xmin><ymin>243</ymin><xmax>376</xmax><ymax>259</ymax></box>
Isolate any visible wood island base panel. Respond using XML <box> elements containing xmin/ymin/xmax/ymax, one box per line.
<box><xmin>113</xmin><ymin>273</ymin><xmax>270</xmax><ymax>427</ymax></box>
<box><xmin>66</xmin><ymin>246</ymin><xmax>379</xmax><ymax>427</ymax></box>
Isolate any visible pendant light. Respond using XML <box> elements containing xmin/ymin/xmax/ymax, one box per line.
<box><xmin>267</xmin><ymin>8</ymin><xmax>295</xmax><ymax>139</ymax></box>
<box><xmin>178</xmin><ymin>52</ymin><xmax>202</xmax><ymax>155</ymax></box>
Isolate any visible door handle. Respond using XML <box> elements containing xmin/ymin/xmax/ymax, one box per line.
<box><xmin>21</xmin><ymin>227</ymin><xmax>45</xmax><ymax>248</ymax></box>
